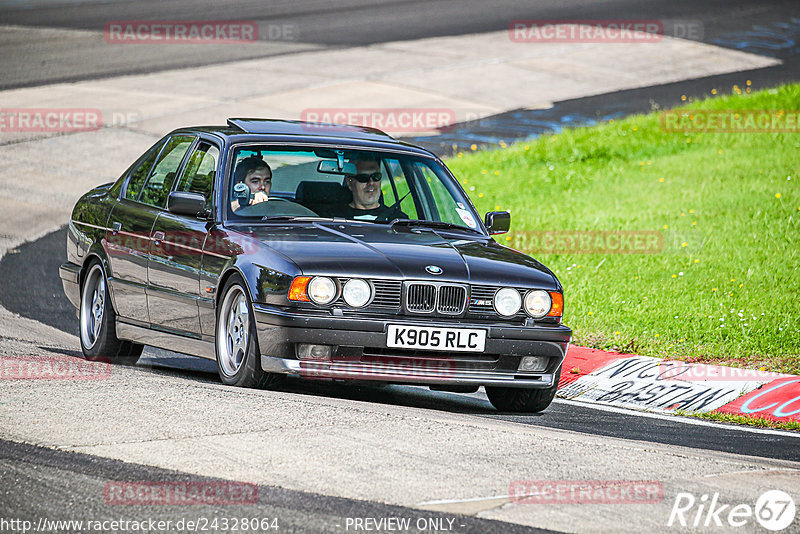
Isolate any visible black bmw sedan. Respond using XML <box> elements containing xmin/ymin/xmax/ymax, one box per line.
<box><xmin>59</xmin><ymin>118</ymin><xmax>571</xmax><ymax>412</ymax></box>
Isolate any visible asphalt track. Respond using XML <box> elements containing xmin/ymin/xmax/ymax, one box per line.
<box><xmin>2</xmin><ymin>226</ymin><xmax>799</xmax><ymax>464</ymax></box>
<box><xmin>2</xmin><ymin>1</ymin><xmax>800</xmax><ymax>531</ymax></box>
<box><xmin>1</xmin><ymin>0</ymin><xmax>799</xmax><ymax>90</ymax></box>
<box><xmin>0</xmin><ymin>439</ymin><xmax>550</xmax><ymax>534</ymax></box>
<box><xmin>405</xmin><ymin>60</ymin><xmax>800</xmax><ymax>154</ymax></box>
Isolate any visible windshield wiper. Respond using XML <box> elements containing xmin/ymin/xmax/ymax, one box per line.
<box><xmin>261</xmin><ymin>216</ymin><xmax>337</xmax><ymax>222</ymax></box>
<box><xmin>389</xmin><ymin>219</ymin><xmax>483</xmax><ymax>234</ymax></box>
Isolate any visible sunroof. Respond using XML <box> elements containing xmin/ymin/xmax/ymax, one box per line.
<box><xmin>226</xmin><ymin>118</ymin><xmax>398</xmax><ymax>142</ymax></box>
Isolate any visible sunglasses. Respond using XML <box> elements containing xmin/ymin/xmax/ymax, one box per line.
<box><xmin>351</xmin><ymin>172</ymin><xmax>382</xmax><ymax>183</ymax></box>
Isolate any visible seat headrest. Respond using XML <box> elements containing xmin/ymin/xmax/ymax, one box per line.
<box><xmin>296</xmin><ymin>181</ymin><xmax>352</xmax><ymax>204</ymax></box>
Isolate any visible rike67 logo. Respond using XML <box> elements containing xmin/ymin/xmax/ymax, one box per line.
<box><xmin>668</xmin><ymin>490</ymin><xmax>796</xmax><ymax>531</ymax></box>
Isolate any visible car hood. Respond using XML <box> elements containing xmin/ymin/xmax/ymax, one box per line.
<box><xmin>238</xmin><ymin>222</ymin><xmax>558</xmax><ymax>289</ymax></box>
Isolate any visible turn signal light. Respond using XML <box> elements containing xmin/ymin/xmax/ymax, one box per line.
<box><xmin>548</xmin><ymin>292</ymin><xmax>563</xmax><ymax>317</ymax></box>
<box><xmin>288</xmin><ymin>276</ymin><xmax>311</xmax><ymax>302</ymax></box>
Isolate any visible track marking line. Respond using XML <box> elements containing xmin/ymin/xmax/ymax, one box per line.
<box><xmin>703</xmin><ymin>468</ymin><xmax>800</xmax><ymax>478</ymax></box>
<box><xmin>417</xmin><ymin>494</ymin><xmax>512</xmax><ymax>506</ymax></box>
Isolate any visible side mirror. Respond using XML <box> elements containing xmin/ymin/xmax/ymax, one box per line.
<box><xmin>485</xmin><ymin>211</ymin><xmax>510</xmax><ymax>235</ymax></box>
<box><xmin>168</xmin><ymin>191</ymin><xmax>207</xmax><ymax>217</ymax></box>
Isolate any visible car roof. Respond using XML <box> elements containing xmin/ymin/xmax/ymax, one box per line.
<box><xmin>227</xmin><ymin>118</ymin><xmax>396</xmax><ymax>141</ymax></box>
<box><xmin>170</xmin><ymin>119</ymin><xmax>436</xmax><ymax>158</ymax></box>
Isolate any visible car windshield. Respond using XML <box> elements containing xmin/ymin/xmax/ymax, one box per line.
<box><xmin>224</xmin><ymin>145</ymin><xmax>483</xmax><ymax>233</ymax></box>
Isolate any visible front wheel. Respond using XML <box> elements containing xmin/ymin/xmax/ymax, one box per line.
<box><xmin>79</xmin><ymin>261</ymin><xmax>142</xmax><ymax>365</ymax></box>
<box><xmin>486</xmin><ymin>367</ymin><xmax>561</xmax><ymax>413</ymax></box>
<box><xmin>215</xmin><ymin>274</ymin><xmax>282</xmax><ymax>389</ymax></box>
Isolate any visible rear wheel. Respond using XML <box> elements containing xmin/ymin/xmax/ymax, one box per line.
<box><xmin>79</xmin><ymin>261</ymin><xmax>142</xmax><ymax>365</ymax></box>
<box><xmin>486</xmin><ymin>367</ymin><xmax>561</xmax><ymax>413</ymax></box>
<box><xmin>215</xmin><ymin>274</ymin><xmax>282</xmax><ymax>389</ymax></box>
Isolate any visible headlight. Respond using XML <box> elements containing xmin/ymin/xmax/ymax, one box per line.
<box><xmin>524</xmin><ymin>290</ymin><xmax>552</xmax><ymax>318</ymax></box>
<box><xmin>342</xmin><ymin>279</ymin><xmax>372</xmax><ymax>307</ymax></box>
<box><xmin>307</xmin><ymin>276</ymin><xmax>337</xmax><ymax>305</ymax></box>
<box><xmin>494</xmin><ymin>287</ymin><xmax>521</xmax><ymax>316</ymax></box>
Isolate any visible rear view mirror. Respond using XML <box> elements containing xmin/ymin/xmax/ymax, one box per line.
<box><xmin>168</xmin><ymin>191</ymin><xmax>207</xmax><ymax>217</ymax></box>
<box><xmin>485</xmin><ymin>211</ymin><xmax>511</xmax><ymax>235</ymax></box>
<box><xmin>317</xmin><ymin>160</ymin><xmax>357</xmax><ymax>175</ymax></box>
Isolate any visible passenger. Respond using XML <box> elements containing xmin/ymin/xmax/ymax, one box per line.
<box><xmin>231</xmin><ymin>156</ymin><xmax>272</xmax><ymax>211</ymax></box>
<box><xmin>339</xmin><ymin>157</ymin><xmax>408</xmax><ymax>221</ymax></box>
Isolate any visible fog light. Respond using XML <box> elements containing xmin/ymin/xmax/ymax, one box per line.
<box><xmin>518</xmin><ymin>356</ymin><xmax>548</xmax><ymax>372</ymax></box>
<box><xmin>297</xmin><ymin>343</ymin><xmax>333</xmax><ymax>360</ymax></box>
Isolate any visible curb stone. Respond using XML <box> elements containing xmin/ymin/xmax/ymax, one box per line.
<box><xmin>558</xmin><ymin>346</ymin><xmax>799</xmax><ymax>422</ymax></box>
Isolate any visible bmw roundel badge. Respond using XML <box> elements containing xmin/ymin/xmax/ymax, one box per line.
<box><xmin>425</xmin><ymin>265</ymin><xmax>443</xmax><ymax>275</ymax></box>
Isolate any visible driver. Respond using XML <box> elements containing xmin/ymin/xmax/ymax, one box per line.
<box><xmin>339</xmin><ymin>156</ymin><xmax>408</xmax><ymax>221</ymax></box>
<box><xmin>231</xmin><ymin>156</ymin><xmax>272</xmax><ymax>212</ymax></box>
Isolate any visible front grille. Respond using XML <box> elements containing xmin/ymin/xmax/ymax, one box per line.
<box><xmin>406</xmin><ymin>283</ymin><xmax>436</xmax><ymax>312</ymax></box>
<box><xmin>468</xmin><ymin>284</ymin><xmax>527</xmax><ymax>320</ymax></box>
<box><xmin>438</xmin><ymin>285</ymin><xmax>467</xmax><ymax>314</ymax></box>
<box><xmin>468</xmin><ymin>285</ymin><xmax>497</xmax><ymax>314</ymax></box>
<box><xmin>371</xmin><ymin>280</ymin><xmax>402</xmax><ymax>308</ymax></box>
<box><xmin>405</xmin><ymin>282</ymin><xmax>467</xmax><ymax>315</ymax></box>
<box><xmin>334</xmin><ymin>278</ymin><xmax>401</xmax><ymax>309</ymax></box>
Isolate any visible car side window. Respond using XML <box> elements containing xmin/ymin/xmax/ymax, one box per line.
<box><xmin>124</xmin><ymin>140</ymin><xmax>165</xmax><ymax>201</ymax></box>
<box><xmin>175</xmin><ymin>141</ymin><xmax>219</xmax><ymax>210</ymax></box>
<box><xmin>139</xmin><ymin>135</ymin><xmax>194</xmax><ymax>208</ymax></box>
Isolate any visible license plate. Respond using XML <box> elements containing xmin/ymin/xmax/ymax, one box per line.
<box><xmin>386</xmin><ymin>325</ymin><xmax>486</xmax><ymax>352</ymax></box>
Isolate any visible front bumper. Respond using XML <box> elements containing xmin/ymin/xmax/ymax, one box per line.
<box><xmin>253</xmin><ymin>304</ymin><xmax>571</xmax><ymax>388</ymax></box>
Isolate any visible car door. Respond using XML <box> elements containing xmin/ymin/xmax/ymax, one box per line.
<box><xmin>105</xmin><ymin>138</ymin><xmax>167</xmax><ymax>324</ymax></box>
<box><xmin>147</xmin><ymin>139</ymin><xmax>220</xmax><ymax>335</ymax></box>
<box><xmin>107</xmin><ymin>134</ymin><xmax>194</xmax><ymax>325</ymax></box>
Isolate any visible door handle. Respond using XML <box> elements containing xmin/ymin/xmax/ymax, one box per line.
<box><xmin>111</xmin><ymin>221</ymin><xmax>121</xmax><ymax>235</ymax></box>
<box><xmin>152</xmin><ymin>231</ymin><xmax>165</xmax><ymax>246</ymax></box>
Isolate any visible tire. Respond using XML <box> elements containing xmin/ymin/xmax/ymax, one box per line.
<box><xmin>215</xmin><ymin>274</ymin><xmax>282</xmax><ymax>389</ymax></box>
<box><xmin>486</xmin><ymin>367</ymin><xmax>562</xmax><ymax>413</ymax></box>
<box><xmin>79</xmin><ymin>261</ymin><xmax>142</xmax><ymax>365</ymax></box>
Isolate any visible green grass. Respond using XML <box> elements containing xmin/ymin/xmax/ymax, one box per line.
<box><xmin>447</xmin><ymin>83</ymin><xmax>800</xmax><ymax>374</ymax></box>
<box><xmin>675</xmin><ymin>410</ymin><xmax>800</xmax><ymax>432</ymax></box>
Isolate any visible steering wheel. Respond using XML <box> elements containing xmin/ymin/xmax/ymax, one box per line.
<box><xmin>235</xmin><ymin>197</ymin><xmax>318</xmax><ymax>217</ymax></box>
